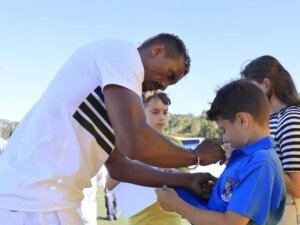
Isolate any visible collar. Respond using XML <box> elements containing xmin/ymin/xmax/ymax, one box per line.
<box><xmin>234</xmin><ymin>136</ymin><xmax>275</xmax><ymax>156</ymax></box>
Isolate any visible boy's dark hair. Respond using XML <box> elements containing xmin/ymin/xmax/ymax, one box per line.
<box><xmin>139</xmin><ymin>33</ymin><xmax>191</xmax><ymax>75</ymax></box>
<box><xmin>142</xmin><ymin>91</ymin><xmax>171</xmax><ymax>107</ymax></box>
<box><xmin>241</xmin><ymin>55</ymin><xmax>300</xmax><ymax>107</ymax></box>
<box><xmin>207</xmin><ymin>80</ymin><xmax>270</xmax><ymax>126</ymax></box>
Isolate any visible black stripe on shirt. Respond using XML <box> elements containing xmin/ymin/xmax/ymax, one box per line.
<box><xmin>284</xmin><ymin>168</ymin><xmax>300</xmax><ymax>172</ymax></box>
<box><xmin>79</xmin><ymin>101</ymin><xmax>115</xmax><ymax>144</ymax></box>
<box><xmin>95</xmin><ymin>86</ymin><xmax>105</xmax><ymax>102</ymax></box>
<box><xmin>73</xmin><ymin>86</ymin><xmax>115</xmax><ymax>154</ymax></box>
<box><xmin>73</xmin><ymin>111</ymin><xmax>113</xmax><ymax>155</ymax></box>
<box><xmin>86</xmin><ymin>94</ymin><xmax>111</xmax><ymax>126</ymax></box>
<box><xmin>281</xmin><ymin>155</ymin><xmax>300</xmax><ymax>160</ymax></box>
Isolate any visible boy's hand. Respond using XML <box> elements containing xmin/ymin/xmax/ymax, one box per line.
<box><xmin>156</xmin><ymin>185</ymin><xmax>180</xmax><ymax>212</ymax></box>
<box><xmin>195</xmin><ymin>139</ymin><xmax>226</xmax><ymax>166</ymax></box>
<box><xmin>222</xmin><ymin>142</ymin><xmax>233</xmax><ymax>164</ymax></box>
<box><xmin>190</xmin><ymin>172</ymin><xmax>218</xmax><ymax>199</ymax></box>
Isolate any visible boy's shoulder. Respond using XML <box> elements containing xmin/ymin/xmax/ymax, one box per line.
<box><xmin>238</xmin><ymin>137</ymin><xmax>277</xmax><ymax>165</ymax></box>
<box><xmin>243</xmin><ymin>146</ymin><xmax>282</xmax><ymax>174</ymax></box>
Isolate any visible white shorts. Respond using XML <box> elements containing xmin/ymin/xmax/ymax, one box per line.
<box><xmin>0</xmin><ymin>208</ymin><xmax>83</xmax><ymax>225</ymax></box>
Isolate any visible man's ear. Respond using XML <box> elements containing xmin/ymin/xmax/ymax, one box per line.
<box><xmin>151</xmin><ymin>43</ymin><xmax>165</xmax><ymax>56</ymax></box>
<box><xmin>235</xmin><ymin>112</ymin><xmax>249</xmax><ymax>129</ymax></box>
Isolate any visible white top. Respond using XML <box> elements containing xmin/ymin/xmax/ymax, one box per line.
<box><xmin>0</xmin><ymin>40</ymin><xmax>144</xmax><ymax>212</ymax></box>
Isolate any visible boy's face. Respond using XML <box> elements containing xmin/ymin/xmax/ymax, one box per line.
<box><xmin>145</xmin><ymin>99</ymin><xmax>169</xmax><ymax>133</ymax></box>
<box><xmin>216</xmin><ymin>117</ymin><xmax>246</xmax><ymax>149</ymax></box>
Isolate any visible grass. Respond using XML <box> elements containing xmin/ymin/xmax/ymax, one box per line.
<box><xmin>96</xmin><ymin>186</ymin><xmax>190</xmax><ymax>225</ymax></box>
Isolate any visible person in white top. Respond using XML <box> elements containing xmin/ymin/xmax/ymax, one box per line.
<box><xmin>78</xmin><ymin>166</ymin><xmax>108</xmax><ymax>225</ymax></box>
<box><xmin>0</xmin><ymin>33</ymin><xmax>225</xmax><ymax>225</ymax></box>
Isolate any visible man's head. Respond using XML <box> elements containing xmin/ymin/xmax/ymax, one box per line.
<box><xmin>207</xmin><ymin>80</ymin><xmax>270</xmax><ymax>148</ymax></box>
<box><xmin>138</xmin><ymin>33</ymin><xmax>191</xmax><ymax>92</ymax></box>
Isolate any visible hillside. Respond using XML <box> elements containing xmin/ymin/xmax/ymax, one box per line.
<box><xmin>0</xmin><ymin>111</ymin><xmax>221</xmax><ymax>142</ymax></box>
<box><xmin>0</xmin><ymin>119</ymin><xmax>19</xmax><ymax>140</ymax></box>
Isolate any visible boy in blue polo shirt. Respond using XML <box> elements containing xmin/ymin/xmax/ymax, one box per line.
<box><xmin>156</xmin><ymin>80</ymin><xmax>286</xmax><ymax>225</ymax></box>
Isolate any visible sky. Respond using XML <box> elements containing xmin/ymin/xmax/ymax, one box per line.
<box><xmin>1</xmin><ymin>1</ymin><xmax>300</xmax><ymax>121</ymax></box>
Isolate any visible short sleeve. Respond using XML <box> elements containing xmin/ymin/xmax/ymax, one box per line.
<box><xmin>93</xmin><ymin>40</ymin><xmax>144</xmax><ymax>97</ymax></box>
<box><xmin>277</xmin><ymin>109</ymin><xmax>300</xmax><ymax>172</ymax></box>
<box><xmin>227</xmin><ymin>162</ymin><xmax>284</xmax><ymax>225</ymax></box>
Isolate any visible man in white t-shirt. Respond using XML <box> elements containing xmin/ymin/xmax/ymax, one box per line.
<box><xmin>0</xmin><ymin>33</ymin><xmax>225</xmax><ymax>225</ymax></box>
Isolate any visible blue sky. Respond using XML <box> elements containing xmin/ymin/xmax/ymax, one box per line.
<box><xmin>1</xmin><ymin>1</ymin><xmax>300</xmax><ymax>121</ymax></box>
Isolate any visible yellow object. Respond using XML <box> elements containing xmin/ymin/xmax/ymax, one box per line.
<box><xmin>129</xmin><ymin>202</ymin><xmax>182</xmax><ymax>225</ymax></box>
<box><xmin>128</xmin><ymin>135</ymin><xmax>188</xmax><ymax>225</ymax></box>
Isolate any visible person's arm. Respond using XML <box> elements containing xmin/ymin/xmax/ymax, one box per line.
<box><xmin>156</xmin><ymin>186</ymin><xmax>249</xmax><ymax>225</ymax></box>
<box><xmin>284</xmin><ymin>172</ymin><xmax>300</xmax><ymax>197</ymax></box>
<box><xmin>104</xmin><ymin>147</ymin><xmax>216</xmax><ymax>198</ymax></box>
<box><xmin>104</xmin><ymin>85</ymin><xmax>225</xmax><ymax>167</ymax></box>
<box><xmin>276</xmin><ymin>110</ymin><xmax>300</xmax><ymax>197</ymax></box>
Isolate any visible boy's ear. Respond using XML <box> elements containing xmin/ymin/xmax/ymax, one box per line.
<box><xmin>235</xmin><ymin>112</ymin><xmax>249</xmax><ymax>129</ymax></box>
<box><xmin>151</xmin><ymin>43</ymin><xmax>165</xmax><ymax>56</ymax></box>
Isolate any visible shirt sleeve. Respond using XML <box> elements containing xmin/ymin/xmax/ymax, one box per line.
<box><xmin>93</xmin><ymin>40</ymin><xmax>144</xmax><ymax>97</ymax></box>
<box><xmin>227</xmin><ymin>162</ymin><xmax>284</xmax><ymax>225</ymax></box>
<box><xmin>277</xmin><ymin>109</ymin><xmax>300</xmax><ymax>172</ymax></box>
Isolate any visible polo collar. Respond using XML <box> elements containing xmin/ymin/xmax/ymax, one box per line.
<box><xmin>235</xmin><ymin>136</ymin><xmax>275</xmax><ymax>156</ymax></box>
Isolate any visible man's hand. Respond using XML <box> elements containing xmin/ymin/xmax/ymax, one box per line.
<box><xmin>189</xmin><ymin>172</ymin><xmax>218</xmax><ymax>199</ymax></box>
<box><xmin>195</xmin><ymin>139</ymin><xmax>226</xmax><ymax>166</ymax></box>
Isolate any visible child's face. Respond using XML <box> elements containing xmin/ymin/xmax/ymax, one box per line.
<box><xmin>145</xmin><ymin>99</ymin><xmax>169</xmax><ymax>133</ymax></box>
<box><xmin>216</xmin><ymin>118</ymin><xmax>246</xmax><ymax>149</ymax></box>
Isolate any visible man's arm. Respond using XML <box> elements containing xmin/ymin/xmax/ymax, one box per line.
<box><xmin>104</xmin><ymin>148</ymin><xmax>216</xmax><ymax>198</ymax></box>
<box><xmin>105</xmin><ymin>175</ymin><xmax>120</xmax><ymax>191</ymax></box>
<box><xmin>104</xmin><ymin>85</ymin><xmax>224</xmax><ymax>168</ymax></box>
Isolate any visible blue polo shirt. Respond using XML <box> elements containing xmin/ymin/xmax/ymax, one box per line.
<box><xmin>207</xmin><ymin>136</ymin><xmax>286</xmax><ymax>225</ymax></box>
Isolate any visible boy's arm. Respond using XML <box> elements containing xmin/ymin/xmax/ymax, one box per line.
<box><xmin>156</xmin><ymin>187</ymin><xmax>249</xmax><ymax>225</ymax></box>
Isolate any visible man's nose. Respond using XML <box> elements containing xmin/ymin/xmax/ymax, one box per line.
<box><xmin>160</xmin><ymin>81</ymin><xmax>169</xmax><ymax>91</ymax></box>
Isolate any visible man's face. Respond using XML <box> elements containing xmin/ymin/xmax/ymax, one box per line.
<box><xmin>142</xmin><ymin>48</ymin><xmax>186</xmax><ymax>92</ymax></box>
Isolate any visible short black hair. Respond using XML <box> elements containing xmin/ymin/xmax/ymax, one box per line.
<box><xmin>207</xmin><ymin>80</ymin><xmax>270</xmax><ymax>126</ymax></box>
<box><xmin>142</xmin><ymin>91</ymin><xmax>171</xmax><ymax>107</ymax></box>
<box><xmin>139</xmin><ymin>33</ymin><xmax>191</xmax><ymax>75</ymax></box>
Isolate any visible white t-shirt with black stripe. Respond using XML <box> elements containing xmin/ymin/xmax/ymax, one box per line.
<box><xmin>0</xmin><ymin>40</ymin><xmax>144</xmax><ymax>212</ymax></box>
<box><xmin>270</xmin><ymin>105</ymin><xmax>300</xmax><ymax>172</ymax></box>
